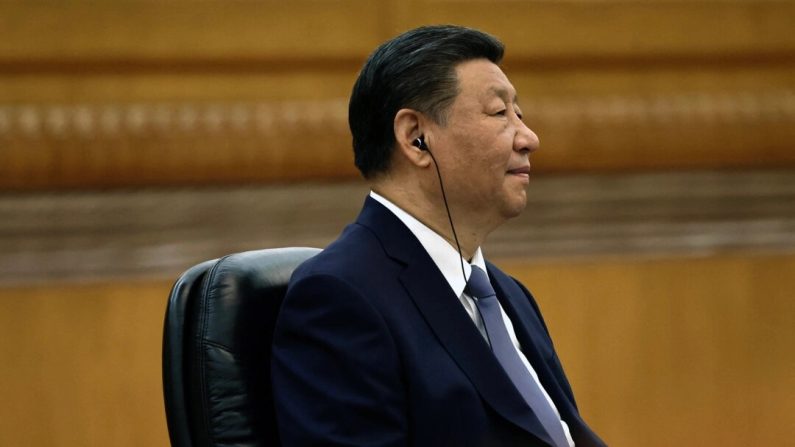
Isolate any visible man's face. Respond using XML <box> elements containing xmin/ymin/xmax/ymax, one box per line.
<box><xmin>429</xmin><ymin>58</ymin><xmax>539</xmax><ymax>226</ymax></box>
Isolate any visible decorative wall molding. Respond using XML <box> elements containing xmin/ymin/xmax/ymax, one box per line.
<box><xmin>2</xmin><ymin>89</ymin><xmax>794</xmax><ymax>188</ymax></box>
<box><xmin>1</xmin><ymin>90</ymin><xmax>794</xmax><ymax>139</ymax></box>
<box><xmin>533</xmin><ymin>90</ymin><xmax>795</xmax><ymax>126</ymax></box>
<box><xmin>0</xmin><ymin>99</ymin><xmax>350</xmax><ymax>138</ymax></box>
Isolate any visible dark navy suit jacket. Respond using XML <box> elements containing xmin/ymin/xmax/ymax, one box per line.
<box><xmin>271</xmin><ymin>197</ymin><xmax>606</xmax><ymax>447</ymax></box>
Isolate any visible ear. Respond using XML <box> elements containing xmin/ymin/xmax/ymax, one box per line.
<box><xmin>394</xmin><ymin>108</ymin><xmax>432</xmax><ymax>169</ymax></box>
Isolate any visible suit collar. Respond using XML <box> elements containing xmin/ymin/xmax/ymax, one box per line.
<box><xmin>355</xmin><ymin>197</ymin><xmax>558</xmax><ymax>446</ymax></box>
<box><xmin>368</xmin><ymin>191</ymin><xmax>486</xmax><ymax>297</ymax></box>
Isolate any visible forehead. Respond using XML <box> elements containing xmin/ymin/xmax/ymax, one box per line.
<box><xmin>454</xmin><ymin>59</ymin><xmax>517</xmax><ymax>102</ymax></box>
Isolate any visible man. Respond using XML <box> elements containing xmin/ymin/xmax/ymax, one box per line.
<box><xmin>271</xmin><ymin>25</ymin><xmax>606</xmax><ymax>447</ymax></box>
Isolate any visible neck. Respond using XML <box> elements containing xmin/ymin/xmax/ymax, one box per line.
<box><xmin>372</xmin><ymin>182</ymin><xmax>490</xmax><ymax>261</ymax></box>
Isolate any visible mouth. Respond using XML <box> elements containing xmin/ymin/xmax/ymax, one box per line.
<box><xmin>506</xmin><ymin>165</ymin><xmax>531</xmax><ymax>184</ymax></box>
<box><xmin>506</xmin><ymin>166</ymin><xmax>531</xmax><ymax>176</ymax></box>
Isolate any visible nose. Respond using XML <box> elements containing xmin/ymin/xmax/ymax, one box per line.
<box><xmin>513</xmin><ymin>117</ymin><xmax>539</xmax><ymax>154</ymax></box>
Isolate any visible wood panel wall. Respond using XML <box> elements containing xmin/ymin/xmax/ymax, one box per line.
<box><xmin>1</xmin><ymin>253</ymin><xmax>792</xmax><ymax>446</ymax></box>
<box><xmin>1</xmin><ymin>1</ymin><xmax>794</xmax><ymax>190</ymax></box>
<box><xmin>0</xmin><ymin>280</ymin><xmax>172</xmax><ymax>447</ymax></box>
<box><xmin>505</xmin><ymin>253</ymin><xmax>795</xmax><ymax>447</ymax></box>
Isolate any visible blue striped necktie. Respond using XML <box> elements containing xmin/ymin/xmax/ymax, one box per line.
<box><xmin>466</xmin><ymin>265</ymin><xmax>569</xmax><ymax>447</ymax></box>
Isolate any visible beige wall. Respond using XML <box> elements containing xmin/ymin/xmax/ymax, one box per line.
<box><xmin>2</xmin><ymin>1</ymin><xmax>794</xmax><ymax>446</ymax></box>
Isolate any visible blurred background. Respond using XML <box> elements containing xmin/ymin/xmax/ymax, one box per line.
<box><xmin>1</xmin><ymin>1</ymin><xmax>794</xmax><ymax>446</ymax></box>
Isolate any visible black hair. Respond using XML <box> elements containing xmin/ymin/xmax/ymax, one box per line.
<box><xmin>348</xmin><ymin>25</ymin><xmax>504</xmax><ymax>179</ymax></box>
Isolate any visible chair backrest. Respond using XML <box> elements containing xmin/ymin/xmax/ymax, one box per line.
<box><xmin>163</xmin><ymin>247</ymin><xmax>321</xmax><ymax>447</ymax></box>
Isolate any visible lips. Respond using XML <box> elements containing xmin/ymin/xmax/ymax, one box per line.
<box><xmin>506</xmin><ymin>166</ymin><xmax>531</xmax><ymax>175</ymax></box>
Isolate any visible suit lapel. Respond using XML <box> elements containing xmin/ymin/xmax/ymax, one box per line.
<box><xmin>487</xmin><ymin>265</ymin><xmax>585</xmax><ymax>433</ymax></box>
<box><xmin>356</xmin><ymin>198</ymin><xmax>556</xmax><ymax>446</ymax></box>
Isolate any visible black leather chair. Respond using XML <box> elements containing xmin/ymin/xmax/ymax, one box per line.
<box><xmin>162</xmin><ymin>247</ymin><xmax>321</xmax><ymax>447</ymax></box>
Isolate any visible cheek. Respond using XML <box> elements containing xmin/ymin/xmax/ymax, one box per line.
<box><xmin>484</xmin><ymin>146</ymin><xmax>512</xmax><ymax>177</ymax></box>
<box><xmin>449</xmin><ymin>125</ymin><xmax>511</xmax><ymax>183</ymax></box>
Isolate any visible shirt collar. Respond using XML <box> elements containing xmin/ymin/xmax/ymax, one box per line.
<box><xmin>370</xmin><ymin>191</ymin><xmax>486</xmax><ymax>297</ymax></box>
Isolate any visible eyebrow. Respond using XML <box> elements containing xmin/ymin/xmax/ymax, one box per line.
<box><xmin>487</xmin><ymin>86</ymin><xmax>520</xmax><ymax>104</ymax></box>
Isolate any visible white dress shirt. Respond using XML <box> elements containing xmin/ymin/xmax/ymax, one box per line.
<box><xmin>370</xmin><ymin>191</ymin><xmax>574</xmax><ymax>447</ymax></box>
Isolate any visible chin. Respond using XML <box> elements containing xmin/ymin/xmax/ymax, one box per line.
<box><xmin>508</xmin><ymin>191</ymin><xmax>528</xmax><ymax>214</ymax></box>
<box><xmin>500</xmin><ymin>200</ymin><xmax>527</xmax><ymax>220</ymax></box>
